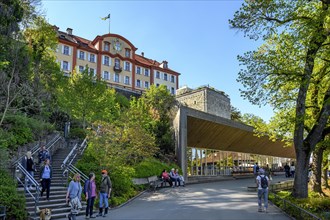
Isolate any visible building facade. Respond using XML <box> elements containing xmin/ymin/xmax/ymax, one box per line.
<box><xmin>55</xmin><ymin>27</ymin><xmax>180</xmax><ymax>95</ymax></box>
<box><xmin>176</xmin><ymin>85</ymin><xmax>231</xmax><ymax>119</ymax></box>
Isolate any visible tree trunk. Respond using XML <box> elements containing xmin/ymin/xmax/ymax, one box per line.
<box><xmin>322</xmin><ymin>155</ymin><xmax>329</xmax><ymax>189</ymax></box>
<box><xmin>312</xmin><ymin>146</ymin><xmax>323</xmax><ymax>193</ymax></box>
<box><xmin>293</xmin><ymin>146</ymin><xmax>311</xmax><ymax>198</ymax></box>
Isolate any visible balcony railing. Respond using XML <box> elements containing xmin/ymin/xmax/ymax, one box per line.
<box><xmin>113</xmin><ymin>65</ymin><xmax>122</xmax><ymax>73</ymax></box>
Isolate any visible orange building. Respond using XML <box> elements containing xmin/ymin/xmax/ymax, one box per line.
<box><xmin>54</xmin><ymin>27</ymin><xmax>180</xmax><ymax>95</ymax></box>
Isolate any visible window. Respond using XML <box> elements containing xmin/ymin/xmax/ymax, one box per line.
<box><xmin>79</xmin><ymin>51</ymin><xmax>85</xmax><ymax>60</ymax></box>
<box><xmin>171</xmin><ymin>87</ymin><xmax>175</xmax><ymax>95</ymax></box>
<box><xmin>124</xmin><ymin>62</ymin><xmax>131</xmax><ymax>71</ymax></box>
<box><xmin>125</xmin><ymin>76</ymin><xmax>130</xmax><ymax>85</ymax></box>
<box><xmin>125</xmin><ymin>49</ymin><xmax>131</xmax><ymax>58</ymax></box>
<box><xmin>171</xmin><ymin>75</ymin><xmax>175</xmax><ymax>83</ymax></box>
<box><xmin>136</xmin><ymin>79</ymin><xmax>141</xmax><ymax>88</ymax></box>
<box><xmin>79</xmin><ymin>65</ymin><xmax>84</xmax><ymax>73</ymax></box>
<box><xmin>62</xmin><ymin>61</ymin><xmax>69</xmax><ymax>71</ymax></box>
<box><xmin>89</xmin><ymin>54</ymin><xmax>95</xmax><ymax>63</ymax></box>
<box><xmin>144</xmin><ymin>81</ymin><xmax>149</xmax><ymax>89</ymax></box>
<box><xmin>115</xmin><ymin>59</ymin><xmax>120</xmax><ymax>68</ymax></box>
<box><xmin>103</xmin><ymin>71</ymin><xmax>110</xmax><ymax>80</ymax></box>
<box><xmin>114</xmin><ymin>73</ymin><xmax>119</xmax><ymax>83</ymax></box>
<box><xmin>63</xmin><ymin>45</ymin><xmax>70</xmax><ymax>55</ymax></box>
<box><xmin>156</xmin><ymin>71</ymin><xmax>160</xmax><ymax>79</ymax></box>
<box><xmin>164</xmin><ymin>73</ymin><xmax>168</xmax><ymax>81</ymax></box>
<box><xmin>136</xmin><ymin>67</ymin><xmax>141</xmax><ymax>74</ymax></box>
<box><xmin>103</xmin><ymin>56</ymin><xmax>110</xmax><ymax>66</ymax></box>
<box><xmin>104</xmin><ymin>42</ymin><xmax>110</xmax><ymax>51</ymax></box>
<box><xmin>144</xmin><ymin>69</ymin><xmax>149</xmax><ymax>76</ymax></box>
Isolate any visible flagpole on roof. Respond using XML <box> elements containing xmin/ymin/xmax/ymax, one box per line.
<box><xmin>108</xmin><ymin>14</ymin><xmax>111</xmax><ymax>34</ymax></box>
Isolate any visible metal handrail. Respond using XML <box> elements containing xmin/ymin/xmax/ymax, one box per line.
<box><xmin>13</xmin><ymin>133</ymin><xmax>62</xmax><ymax>166</ymax></box>
<box><xmin>61</xmin><ymin>138</ymin><xmax>88</xmax><ymax>184</ymax></box>
<box><xmin>270</xmin><ymin>192</ymin><xmax>321</xmax><ymax>220</ymax></box>
<box><xmin>15</xmin><ymin>163</ymin><xmax>40</xmax><ymax>219</ymax></box>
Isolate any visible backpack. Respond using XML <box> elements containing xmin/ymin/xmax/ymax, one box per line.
<box><xmin>260</xmin><ymin>175</ymin><xmax>268</xmax><ymax>188</ymax></box>
<box><xmin>256</xmin><ymin>166</ymin><xmax>259</xmax><ymax>173</ymax></box>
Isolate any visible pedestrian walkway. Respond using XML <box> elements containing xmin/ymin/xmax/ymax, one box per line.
<box><xmin>63</xmin><ymin>175</ymin><xmax>292</xmax><ymax>220</ymax></box>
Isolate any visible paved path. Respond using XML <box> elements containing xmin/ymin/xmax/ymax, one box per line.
<box><xmin>67</xmin><ymin>175</ymin><xmax>292</xmax><ymax>220</ymax></box>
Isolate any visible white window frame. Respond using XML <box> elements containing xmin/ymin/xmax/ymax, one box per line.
<box><xmin>125</xmin><ymin>49</ymin><xmax>130</xmax><ymax>58</ymax></box>
<box><xmin>156</xmin><ymin>71</ymin><xmax>160</xmax><ymax>79</ymax></box>
<box><xmin>171</xmin><ymin>75</ymin><xmax>175</xmax><ymax>83</ymax></box>
<box><xmin>63</xmin><ymin>45</ymin><xmax>70</xmax><ymax>55</ymax></box>
<box><xmin>124</xmin><ymin>62</ymin><xmax>131</xmax><ymax>71</ymax></box>
<box><xmin>114</xmin><ymin>73</ymin><xmax>120</xmax><ymax>83</ymax></box>
<box><xmin>144</xmin><ymin>68</ymin><xmax>149</xmax><ymax>76</ymax></box>
<box><xmin>103</xmin><ymin>55</ymin><xmax>110</xmax><ymax>66</ymax></box>
<box><xmin>164</xmin><ymin>73</ymin><xmax>168</xmax><ymax>81</ymax></box>
<box><xmin>136</xmin><ymin>66</ymin><xmax>141</xmax><ymax>74</ymax></box>
<box><xmin>103</xmin><ymin>71</ymin><xmax>110</xmax><ymax>80</ymax></box>
<box><xmin>78</xmin><ymin>65</ymin><xmax>84</xmax><ymax>73</ymax></box>
<box><xmin>104</xmin><ymin>42</ymin><xmax>110</xmax><ymax>51</ymax></box>
<box><xmin>171</xmin><ymin>87</ymin><xmax>175</xmax><ymax>94</ymax></box>
<box><xmin>89</xmin><ymin>53</ymin><xmax>96</xmax><ymax>63</ymax></box>
<box><xmin>144</xmin><ymin>81</ymin><xmax>149</xmax><ymax>89</ymax></box>
<box><xmin>79</xmin><ymin>50</ymin><xmax>85</xmax><ymax>60</ymax></box>
<box><xmin>124</xmin><ymin>76</ymin><xmax>130</xmax><ymax>85</ymax></box>
<box><xmin>136</xmin><ymin>79</ymin><xmax>141</xmax><ymax>88</ymax></box>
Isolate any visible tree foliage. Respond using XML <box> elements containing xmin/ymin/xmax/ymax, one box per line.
<box><xmin>55</xmin><ymin>68</ymin><xmax>120</xmax><ymax>128</ymax></box>
<box><xmin>230</xmin><ymin>0</ymin><xmax>330</xmax><ymax>198</ymax></box>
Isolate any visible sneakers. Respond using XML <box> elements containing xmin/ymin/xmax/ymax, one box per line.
<box><xmin>264</xmin><ymin>207</ymin><xmax>268</xmax><ymax>213</ymax></box>
<box><xmin>85</xmin><ymin>216</ymin><xmax>89</xmax><ymax>219</ymax></box>
<box><xmin>90</xmin><ymin>215</ymin><xmax>96</xmax><ymax>218</ymax></box>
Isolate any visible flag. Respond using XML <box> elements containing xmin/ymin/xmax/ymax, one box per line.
<box><xmin>101</xmin><ymin>14</ymin><xmax>110</xmax><ymax>20</ymax></box>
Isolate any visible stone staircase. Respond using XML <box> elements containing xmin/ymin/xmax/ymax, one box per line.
<box><xmin>20</xmin><ymin>143</ymin><xmax>86</xmax><ymax>219</ymax></box>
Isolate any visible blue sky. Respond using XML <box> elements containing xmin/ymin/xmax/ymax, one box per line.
<box><xmin>41</xmin><ymin>0</ymin><xmax>273</xmax><ymax>121</ymax></box>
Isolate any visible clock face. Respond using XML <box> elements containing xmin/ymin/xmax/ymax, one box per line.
<box><xmin>113</xmin><ymin>39</ymin><xmax>122</xmax><ymax>52</ymax></box>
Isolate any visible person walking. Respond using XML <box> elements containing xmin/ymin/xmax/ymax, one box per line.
<box><xmin>39</xmin><ymin>158</ymin><xmax>52</xmax><ymax>201</ymax></box>
<box><xmin>84</xmin><ymin>173</ymin><xmax>97</xmax><ymax>219</ymax></box>
<box><xmin>66</xmin><ymin>174</ymin><xmax>82</xmax><ymax>220</ymax></box>
<box><xmin>284</xmin><ymin>163</ymin><xmax>290</xmax><ymax>177</ymax></box>
<box><xmin>290</xmin><ymin>162</ymin><xmax>295</xmax><ymax>178</ymax></box>
<box><xmin>38</xmin><ymin>145</ymin><xmax>51</xmax><ymax>164</ymax></box>
<box><xmin>256</xmin><ymin>168</ymin><xmax>270</xmax><ymax>213</ymax></box>
<box><xmin>21</xmin><ymin>151</ymin><xmax>35</xmax><ymax>191</ymax></box>
<box><xmin>96</xmin><ymin>170</ymin><xmax>112</xmax><ymax>217</ymax></box>
<box><xmin>253</xmin><ymin>162</ymin><xmax>259</xmax><ymax>177</ymax></box>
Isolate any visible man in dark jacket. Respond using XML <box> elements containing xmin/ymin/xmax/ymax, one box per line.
<box><xmin>38</xmin><ymin>145</ymin><xmax>51</xmax><ymax>164</ymax></box>
<box><xmin>97</xmin><ymin>170</ymin><xmax>112</xmax><ymax>217</ymax></box>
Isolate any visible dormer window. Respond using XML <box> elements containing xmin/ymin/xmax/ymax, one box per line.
<box><xmin>104</xmin><ymin>42</ymin><xmax>110</xmax><ymax>51</ymax></box>
<box><xmin>125</xmin><ymin>49</ymin><xmax>131</xmax><ymax>58</ymax></box>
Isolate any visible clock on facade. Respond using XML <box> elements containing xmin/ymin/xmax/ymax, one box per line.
<box><xmin>113</xmin><ymin>39</ymin><xmax>122</xmax><ymax>52</ymax></box>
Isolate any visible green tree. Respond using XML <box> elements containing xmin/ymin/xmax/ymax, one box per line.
<box><xmin>56</xmin><ymin>68</ymin><xmax>120</xmax><ymax>128</ymax></box>
<box><xmin>230</xmin><ymin>0</ymin><xmax>330</xmax><ymax>198</ymax></box>
<box><xmin>141</xmin><ymin>85</ymin><xmax>177</xmax><ymax>156</ymax></box>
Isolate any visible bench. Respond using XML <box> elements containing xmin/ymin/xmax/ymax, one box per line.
<box><xmin>147</xmin><ymin>175</ymin><xmax>163</xmax><ymax>191</ymax></box>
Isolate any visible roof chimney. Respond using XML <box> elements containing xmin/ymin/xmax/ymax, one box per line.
<box><xmin>66</xmin><ymin>28</ymin><xmax>73</xmax><ymax>35</ymax></box>
<box><xmin>141</xmin><ymin>52</ymin><xmax>144</xmax><ymax>57</ymax></box>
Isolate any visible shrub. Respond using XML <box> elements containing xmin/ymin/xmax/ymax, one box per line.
<box><xmin>0</xmin><ymin>169</ymin><xmax>27</xmax><ymax>220</ymax></box>
<box><xmin>69</xmin><ymin>127</ymin><xmax>86</xmax><ymax>139</ymax></box>
<box><xmin>133</xmin><ymin>157</ymin><xmax>179</xmax><ymax>178</ymax></box>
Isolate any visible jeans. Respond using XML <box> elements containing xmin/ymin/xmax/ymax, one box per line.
<box><xmin>86</xmin><ymin>197</ymin><xmax>95</xmax><ymax>217</ymax></box>
<box><xmin>99</xmin><ymin>192</ymin><xmax>109</xmax><ymax>208</ymax></box>
<box><xmin>41</xmin><ymin>178</ymin><xmax>51</xmax><ymax>199</ymax></box>
<box><xmin>258</xmin><ymin>188</ymin><xmax>268</xmax><ymax>209</ymax></box>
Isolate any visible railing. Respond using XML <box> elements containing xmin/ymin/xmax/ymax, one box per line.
<box><xmin>12</xmin><ymin>133</ymin><xmax>62</xmax><ymax>166</ymax></box>
<box><xmin>61</xmin><ymin>138</ymin><xmax>88</xmax><ymax>184</ymax></box>
<box><xmin>270</xmin><ymin>192</ymin><xmax>321</xmax><ymax>220</ymax></box>
<box><xmin>15</xmin><ymin>163</ymin><xmax>40</xmax><ymax>219</ymax></box>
